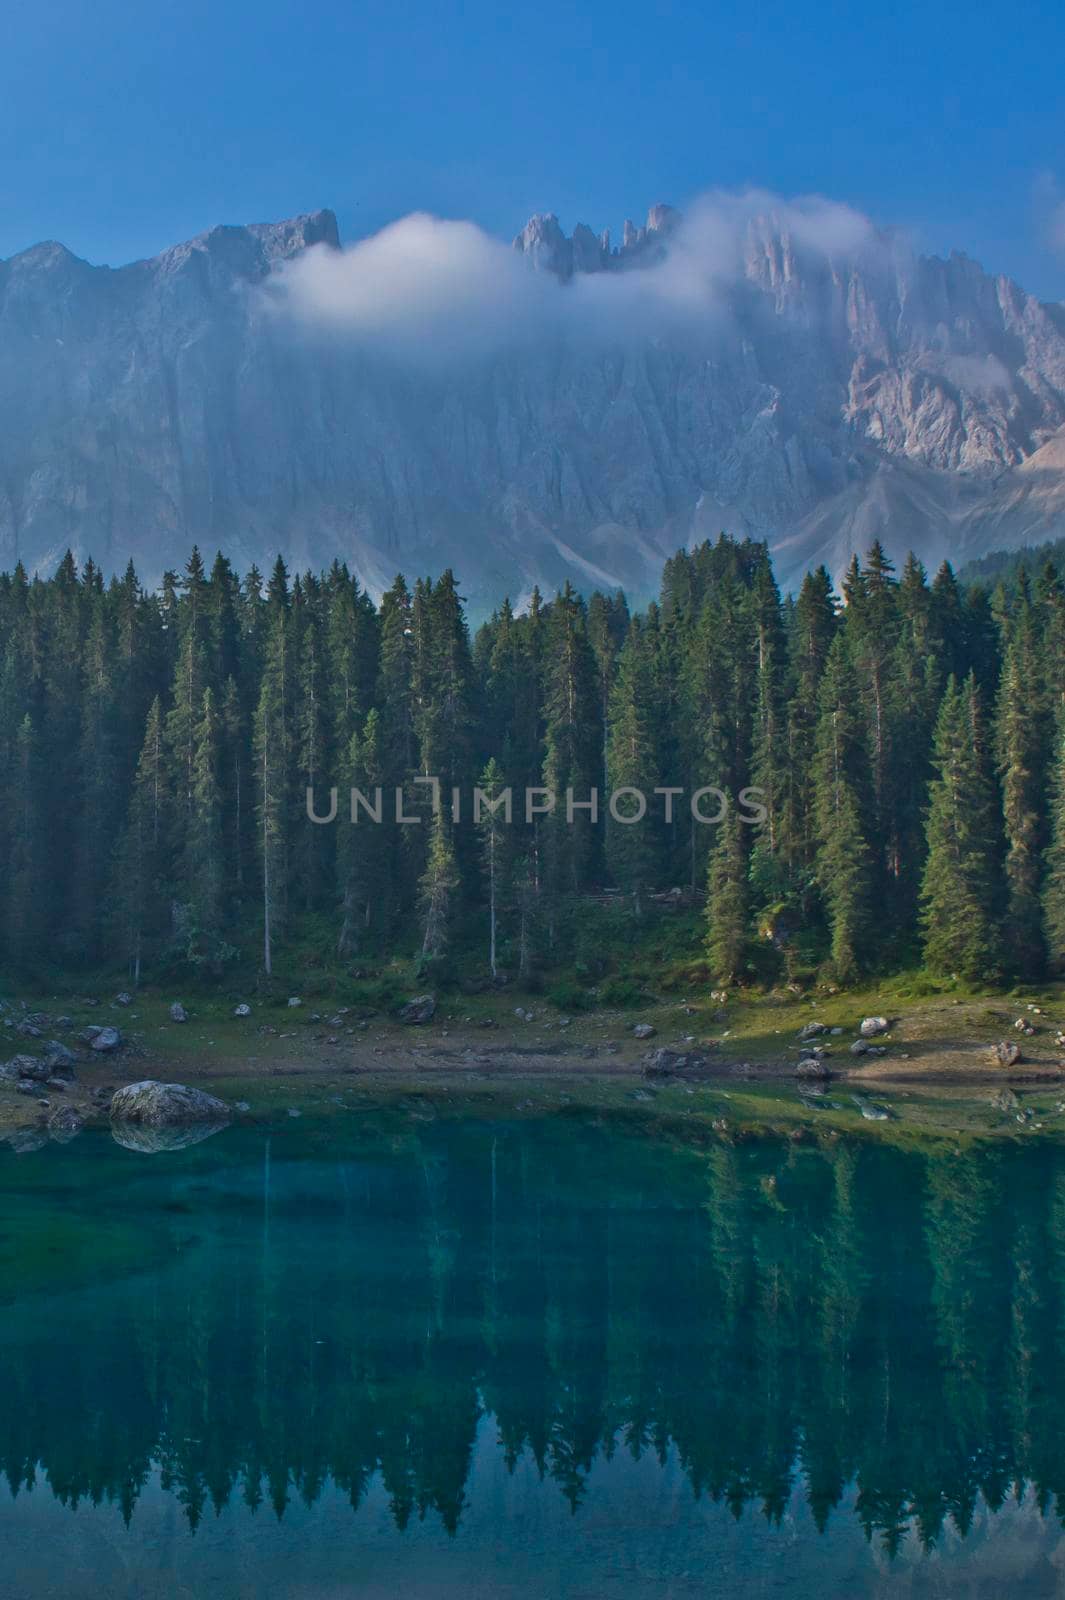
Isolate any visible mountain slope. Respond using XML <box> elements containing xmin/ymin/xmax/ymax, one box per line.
<box><xmin>1</xmin><ymin>202</ymin><xmax>1064</xmax><ymax>603</ymax></box>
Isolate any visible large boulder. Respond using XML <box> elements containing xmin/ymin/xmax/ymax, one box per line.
<box><xmin>399</xmin><ymin>994</ymin><xmax>436</xmax><ymax>1025</ymax></box>
<box><xmin>110</xmin><ymin>1081</ymin><xmax>229</xmax><ymax>1128</ymax></box>
<box><xmin>90</xmin><ymin>1027</ymin><xmax>123</xmax><ymax>1053</ymax></box>
<box><xmin>859</xmin><ymin>1017</ymin><xmax>890</xmax><ymax>1038</ymax></box>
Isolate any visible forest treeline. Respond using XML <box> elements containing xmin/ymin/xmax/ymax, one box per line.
<box><xmin>0</xmin><ymin>534</ymin><xmax>1064</xmax><ymax>984</ymax></box>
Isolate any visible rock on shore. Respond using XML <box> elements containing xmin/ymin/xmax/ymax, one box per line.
<box><xmin>110</xmin><ymin>1081</ymin><xmax>230</xmax><ymax>1127</ymax></box>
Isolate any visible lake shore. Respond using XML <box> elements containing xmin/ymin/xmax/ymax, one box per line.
<box><xmin>4</xmin><ymin>977</ymin><xmax>1065</xmax><ymax>1147</ymax></box>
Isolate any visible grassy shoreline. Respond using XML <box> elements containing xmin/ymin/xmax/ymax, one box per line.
<box><xmin>4</xmin><ymin>973</ymin><xmax>1065</xmax><ymax>1148</ymax></box>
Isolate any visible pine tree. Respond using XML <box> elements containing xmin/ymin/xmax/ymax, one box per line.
<box><xmin>997</xmin><ymin>624</ymin><xmax>1048</xmax><ymax>975</ymax></box>
<box><xmin>5</xmin><ymin>714</ymin><xmax>44</xmax><ymax>959</ymax></box>
<box><xmin>920</xmin><ymin>676</ymin><xmax>1004</xmax><ymax>980</ymax></box>
<box><xmin>293</xmin><ymin>593</ymin><xmax>333</xmax><ymax>909</ymax></box>
<box><xmin>1044</xmin><ymin>717</ymin><xmax>1065</xmax><ymax>971</ymax></box>
<box><xmin>254</xmin><ymin>604</ymin><xmax>293</xmax><ymax>976</ymax></box>
<box><xmin>747</xmin><ymin>554</ymin><xmax>789</xmax><ymax>902</ymax></box>
<box><xmin>419</xmin><ymin>810</ymin><xmax>459</xmax><ymax>962</ymax></box>
<box><xmin>71</xmin><ymin>600</ymin><xmax>120</xmax><ymax>957</ymax></box>
<box><xmin>220</xmin><ymin>676</ymin><xmax>248</xmax><ymax>899</ymax></box>
<box><xmin>184</xmin><ymin>687</ymin><xmax>228</xmax><ymax>967</ymax></box>
<box><xmin>782</xmin><ymin>569</ymin><xmax>835</xmax><ymax>905</ymax></box>
<box><xmin>812</xmin><ymin>636</ymin><xmax>874</xmax><ymax>981</ymax></box>
<box><xmin>476</xmin><ymin>757</ymin><xmax>509</xmax><ymax>977</ymax></box>
<box><xmin>705</xmin><ymin>805</ymin><xmax>749</xmax><ymax>981</ymax></box>
<box><xmin>605</xmin><ymin>620</ymin><xmax>660</xmax><ymax>914</ymax></box>
<box><xmin>111</xmin><ymin>697</ymin><xmax>168</xmax><ymax>982</ymax></box>
<box><xmin>542</xmin><ymin>584</ymin><xmax>601</xmax><ymax>899</ymax></box>
<box><xmin>337</xmin><ymin>709</ymin><xmax>388</xmax><ymax>956</ymax></box>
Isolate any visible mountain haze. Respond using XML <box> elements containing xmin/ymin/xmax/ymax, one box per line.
<box><xmin>2</xmin><ymin>197</ymin><xmax>1065</xmax><ymax>603</ymax></box>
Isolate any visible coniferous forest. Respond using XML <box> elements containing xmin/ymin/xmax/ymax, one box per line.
<box><xmin>1</xmin><ymin>533</ymin><xmax>1064</xmax><ymax>989</ymax></box>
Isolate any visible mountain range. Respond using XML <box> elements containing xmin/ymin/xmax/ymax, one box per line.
<box><xmin>2</xmin><ymin>199</ymin><xmax>1065</xmax><ymax>606</ymax></box>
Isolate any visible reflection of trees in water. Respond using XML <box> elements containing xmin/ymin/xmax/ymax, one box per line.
<box><xmin>1</xmin><ymin>1122</ymin><xmax>1064</xmax><ymax>1550</ymax></box>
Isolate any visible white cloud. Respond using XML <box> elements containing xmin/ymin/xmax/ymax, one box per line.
<box><xmin>269</xmin><ymin>188</ymin><xmax>881</xmax><ymax>364</ymax></box>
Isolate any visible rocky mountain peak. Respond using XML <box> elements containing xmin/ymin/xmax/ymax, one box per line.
<box><xmin>513</xmin><ymin>202</ymin><xmax>681</xmax><ymax>277</ymax></box>
<box><xmin>1</xmin><ymin>201</ymin><xmax>1064</xmax><ymax>607</ymax></box>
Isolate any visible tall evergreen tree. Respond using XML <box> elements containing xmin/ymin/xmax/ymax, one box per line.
<box><xmin>184</xmin><ymin>687</ymin><xmax>227</xmax><ymax>967</ymax></box>
<box><xmin>997</xmin><ymin>622</ymin><xmax>1048</xmax><ymax>975</ymax></box>
<box><xmin>476</xmin><ymin>757</ymin><xmax>510</xmax><ymax>977</ymax></box>
<box><xmin>111</xmin><ymin>697</ymin><xmax>168</xmax><ymax>982</ymax></box>
<box><xmin>254</xmin><ymin>602</ymin><xmax>293</xmax><ymax>976</ymax></box>
<box><xmin>419</xmin><ymin>810</ymin><xmax>459</xmax><ymax>962</ymax></box>
<box><xmin>542</xmin><ymin>584</ymin><xmax>601</xmax><ymax>900</ymax></box>
<box><xmin>705</xmin><ymin>805</ymin><xmax>750</xmax><ymax>981</ymax></box>
<box><xmin>812</xmin><ymin>636</ymin><xmax>874</xmax><ymax>981</ymax></box>
<box><xmin>920</xmin><ymin>676</ymin><xmax>1004</xmax><ymax>980</ymax></box>
<box><xmin>1044</xmin><ymin>717</ymin><xmax>1065</xmax><ymax>971</ymax></box>
<box><xmin>605</xmin><ymin>620</ymin><xmax>661</xmax><ymax>914</ymax></box>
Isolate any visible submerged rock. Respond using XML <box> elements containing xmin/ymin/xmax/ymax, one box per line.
<box><xmin>110</xmin><ymin>1080</ymin><xmax>229</xmax><ymax>1128</ymax></box>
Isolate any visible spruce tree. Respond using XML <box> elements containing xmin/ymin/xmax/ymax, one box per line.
<box><xmin>997</xmin><ymin>626</ymin><xmax>1048</xmax><ymax>975</ymax></box>
<box><xmin>781</xmin><ymin>566</ymin><xmax>837</xmax><ymax>895</ymax></box>
<box><xmin>705</xmin><ymin>805</ymin><xmax>750</xmax><ymax>981</ymax></box>
<box><xmin>920</xmin><ymin>677</ymin><xmax>1004</xmax><ymax>980</ymax></box>
<box><xmin>812</xmin><ymin>636</ymin><xmax>874</xmax><ymax>981</ymax></box>
<box><xmin>337</xmin><ymin>710</ymin><xmax>388</xmax><ymax>956</ymax></box>
<box><xmin>111</xmin><ymin>697</ymin><xmax>168</xmax><ymax>982</ymax></box>
<box><xmin>542</xmin><ymin>584</ymin><xmax>601</xmax><ymax>899</ymax></box>
<box><xmin>254</xmin><ymin>604</ymin><xmax>293</xmax><ymax>976</ymax></box>
<box><xmin>419</xmin><ymin>809</ymin><xmax>459</xmax><ymax>962</ymax></box>
<box><xmin>605</xmin><ymin>620</ymin><xmax>660</xmax><ymax>914</ymax></box>
<box><xmin>1043</xmin><ymin>717</ymin><xmax>1065</xmax><ymax>971</ymax></box>
<box><xmin>184</xmin><ymin>687</ymin><xmax>227</xmax><ymax>967</ymax></box>
<box><xmin>476</xmin><ymin>756</ymin><xmax>509</xmax><ymax>977</ymax></box>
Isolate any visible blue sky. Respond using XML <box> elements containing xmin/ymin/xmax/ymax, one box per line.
<box><xmin>3</xmin><ymin>0</ymin><xmax>1063</xmax><ymax>296</ymax></box>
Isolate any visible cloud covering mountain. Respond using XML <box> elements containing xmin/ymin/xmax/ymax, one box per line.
<box><xmin>1</xmin><ymin>193</ymin><xmax>1064</xmax><ymax>606</ymax></box>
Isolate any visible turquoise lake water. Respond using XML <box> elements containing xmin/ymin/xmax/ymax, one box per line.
<box><xmin>2</xmin><ymin>1109</ymin><xmax>1064</xmax><ymax>1597</ymax></box>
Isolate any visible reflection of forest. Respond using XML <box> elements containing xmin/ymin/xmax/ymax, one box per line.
<box><xmin>0</xmin><ymin>1120</ymin><xmax>1060</xmax><ymax>1550</ymax></box>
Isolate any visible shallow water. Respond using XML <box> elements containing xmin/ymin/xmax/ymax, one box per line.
<box><xmin>2</xmin><ymin>1110</ymin><xmax>1065</xmax><ymax>1597</ymax></box>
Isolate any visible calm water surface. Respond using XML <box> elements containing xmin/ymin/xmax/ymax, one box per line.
<box><xmin>2</xmin><ymin>1106</ymin><xmax>1065</xmax><ymax>1597</ymax></box>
